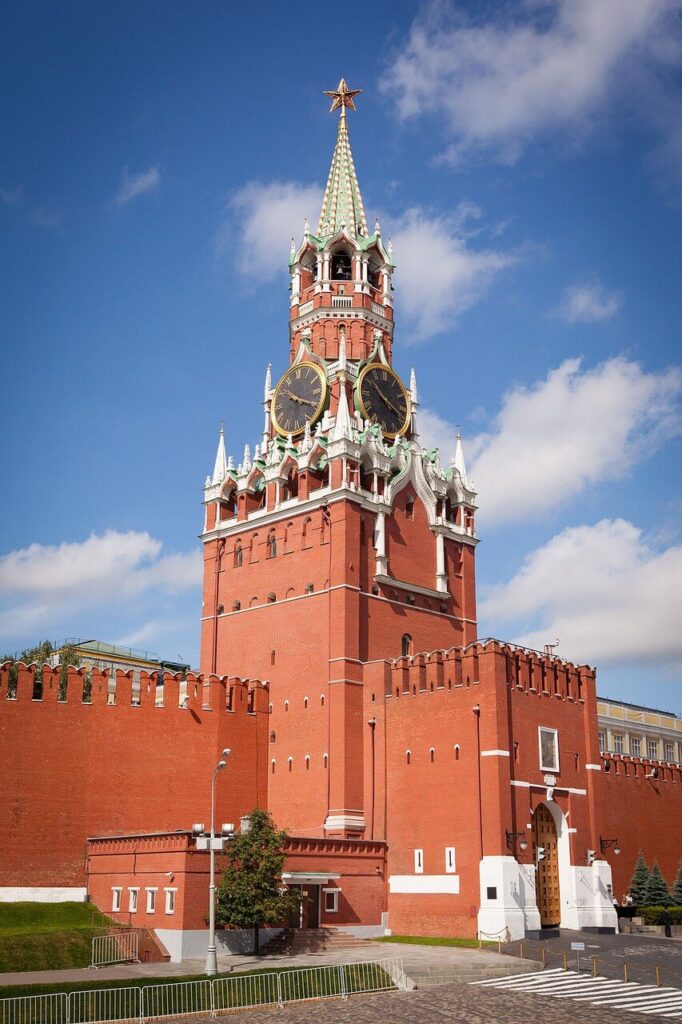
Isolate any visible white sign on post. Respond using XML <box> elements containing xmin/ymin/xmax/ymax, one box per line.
<box><xmin>571</xmin><ymin>940</ymin><xmax>585</xmax><ymax>972</ymax></box>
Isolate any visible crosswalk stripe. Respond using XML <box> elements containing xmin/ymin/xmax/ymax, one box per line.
<box><xmin>470</xmin><ymin>967</ymin><xmax>682</xmax><ymax>1017</ymax></box>
<box><xmin>473</xmin><ymin>968</ymin><xmax>565</xmax><ymax>986</ymax></box>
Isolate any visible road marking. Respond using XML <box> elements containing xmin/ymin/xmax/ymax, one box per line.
<box><xmin>472</xmin><ymin>969</ymin><xmax>682</xmax><ymax>1017</ymax></box>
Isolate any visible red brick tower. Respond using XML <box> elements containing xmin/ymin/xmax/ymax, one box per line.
<box><xmin>200</xmin><ymin>79</ymin><xmax>478</xmax><ymax>840</ymax></box>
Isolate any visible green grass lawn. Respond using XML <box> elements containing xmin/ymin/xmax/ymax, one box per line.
<box><xmin>0</xmin><ymin>903</ymin><xmax>110</xmax><ymax>973</ymax></box>
<box><xmin>375</xmin><ymin>934</ymin><xmax>492</xmax><ymax>948</ymax></box>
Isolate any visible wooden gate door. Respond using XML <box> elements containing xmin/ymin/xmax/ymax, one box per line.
<box><xmin>533</xmin><ymin>803</ymin><xmax>561</xmax><ymax>927</ymax></box>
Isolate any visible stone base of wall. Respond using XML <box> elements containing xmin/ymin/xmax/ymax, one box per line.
<box><xmin>155</xmin><ymin>927</ymin><xmax>283</xmax><ymax>963</ymax></box>
<box><xmin>0</xmin><ymin>887</ymin><xmax>88</xmax><ymax>903</ymax></box>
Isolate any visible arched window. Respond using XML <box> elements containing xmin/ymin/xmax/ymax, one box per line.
<box><xmin>320</xmin><ymin>694</ymin><xmax>325</xmax><ymax>707</ymax></box>
<box><xmin>406</xmin><ymin>750</ymin><xmax>411</xmax><ymax>765</ymax></box>
<box><xmin>331</xmin><ymin>250</ymin><xmax>352</xmax><ymax>280</ymax></box>
<box><xmin>232</xmin><ymin>600</ymin><xmax>241</xmax><ymax>612</ymax></box>
<box><xmin>250</xmin><ymin>534</ymin><xmax>258</xmax><ymax>562</ymax></box>
<box><xmin>284</xmin><ymin>700</ymin><xmax>289</xmax><ymax>712</ymax></box>
<box><xmin>234</xmin><ymin>543</ymin><xmax>243</xmax><ymax>568</ymax></box>
<box><xmin>430</xmin><ymin>747</ymin><xmax>435</xmax><ymax>763</ymax></box>
<box><xmin>271</xmin><ymin>759</ymin><xmax>276</xmax><ymax>774</ymax></box>
<box><xmin>402</xmin><ymin>634</ymin><xmax>413</xmax><ymax>658</ymax></box>
<box><xmin>267</xmin><ymin>531</ymin><xmax>277</xmax><ymax>558</ymax></box>
<box><xmin>406</xmin><ymin>495</ymin><xmax>415</xmax><ymax>520</ymax></box>
<box><xmin>305</xmin><ymin>755</ymin><xmax>310</xmax><ymax>770</ymax></box>
<box><xmin>302</xmin><ymin>516</ymin><xmax>312</xmax><ymax>549</ymax></box>
<box><xmin>304</xmin><ymin>697</ymin><xmax>308</xmax><ymax>709</ymax></box>
<box><xmin>323</xmin><ymin>753</ymin><xmax>328</xmax><ymax>768</ymax></box>
<box><xmin>454</xmin><ymin>744</ymin><xmax>460</xmax><ymax>761</ymax></box>
<box><xmin>267</xmin><ymin>592</ymin><xmax>276</xmax><ymax>603</ymax></box>
<box><xmin>288</xmin><ymin>757</ymin><xmax>293</xmax><ymax>772</ymax></box>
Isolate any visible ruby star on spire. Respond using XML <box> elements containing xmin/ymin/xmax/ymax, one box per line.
<box><xmin>323</xmin><ymin>78</ymin><xmax>363</xmax><ymax>114</ymax></box>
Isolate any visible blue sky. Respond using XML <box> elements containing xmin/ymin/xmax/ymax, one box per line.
<box><xmin>1</xmin><ymin>1</ymin><xmax>681</xmax><ymax>712</ymax></box>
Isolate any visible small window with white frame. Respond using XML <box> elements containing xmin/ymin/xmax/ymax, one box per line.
<box><xmin>648</xmin><ymin>739</ymin><xmax>658</xmax><ymax>761</ymax></box>
<box><xmin>145</xmin><ymin>888</ymin><xmax>157</xmax><ymax>914</ymax></box>
<box><xmin>164</xmin><ymin>888</ymin><xmax>177</xmax><ymax>915</ymax></box>
<box><xmin>598</xmin><ymin>731</ymin><xmax>606</xmax><ymax>753</ymax></box>
<box><xmin>614</xmin><ymin>734</ymin><xmax>624</xmax><ymax>754</ymax></box>
<box><xmin>323</xmin><ymin>888</ymin><xmax>339</xmax><ymax>913</ymax></box>
<box><xmin>414</xmin><ymin>848</ymin><xmax>424</xmax><ymax>874</ymax></box>
<box><xmin>128</xmin><ymin>888</ymin><xmax>139</xmax><ymax>913</ymax></box>
<box><xmin>631</xmin><ymin>736</ymin><xmax>641</xmax><ymax>757</ymax></box>
<box><xmin>111</xmin><ymin>887</ymin><xmax>122</xmax><ymax>913</ymax></box>
<box><xmin>445</xmin><ymin>847</ymin><xmax>456</xmax><ymax>873</ymax></box>
<box><xmin>538</xmin><ymin>727</ymin><xmax>559</xmax><ymax>772</ymax></box>
<box><xmin>665</xmin><ymin>742</ymin><xmax>674</xmax><ymax>762</ymax></box>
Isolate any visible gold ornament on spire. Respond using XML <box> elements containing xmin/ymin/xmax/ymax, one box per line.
<box><xmin>323</xmin><ymin>78</ymin><xmax>363</xmax><ymax>114</ymax></box>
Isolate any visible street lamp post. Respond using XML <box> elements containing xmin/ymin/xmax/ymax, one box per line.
<box><xmin>205</xmin><ymin>748</ymin><xmax>230</xmax><ymax>976</ymax></box>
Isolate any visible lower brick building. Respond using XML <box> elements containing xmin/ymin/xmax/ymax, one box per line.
<box><xmin>1</xmin><ymin>82</ymin><xmax>680</xmax><ymax>958</ymax></box>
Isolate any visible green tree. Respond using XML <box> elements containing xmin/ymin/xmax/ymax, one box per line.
<box><xmin>671</xmin><ymin>863</ymin><xmax>682</xmax><ymax>906</ymax></box>
<box><xmin>643</xmin><ymin>860</ymin><xmax>671</xmax><ymax>907</ymax></box>
<box><xmin>629</xmin><ymin>852</ymin><xmax>650</xmax><ymax>905</ymax></box>
<box><xmin>1</xmin><ymin>641</ymin><xmax>81</xmax><ymax>699</ymax></box>
<box><xmin>216</xmin><ymin>808</ymin><xmax>300</xmax><ymax>955</ymax></box>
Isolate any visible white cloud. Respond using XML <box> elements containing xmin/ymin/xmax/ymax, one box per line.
<box><xmin>0</xmin><ymin>531</ymin><xmax>201</xmax><ymax>645</ymax></box>
<box><xmin>479</xmin><ymin>519</ymin><xmax>682</xmax><ymax>670</ymax></box>
<box><xmin>116</xmin><ymin>166</ymin><xmax>161</xmax><ymax>205</ymax></box>
<box><xmin>381</xmin><ymin>0</ymin><xmax>681</xmax><ymax>165</ymax></box>
<box><xmin>1</xmin><ymin>186</ymin><xmax>23</xmax><ymax>206</ymax></box>
<box><xmin>419</xmin><ymin>355</ymin><xmax>682</xmax><ymax>525</ymax></box>
<box><xmin>225</xmin><ymin>181</ymin><xmax>323</xmax><ymax>281</ymax></box>
<box><xmin>390</xmin><ymin>207</ymin><xmax>518</xmax><ymax>340</ymax></box>
<box><xmin>555</xmin><ymin>281</ymin><xmax>623</xmax><ymax>323</ymax></box>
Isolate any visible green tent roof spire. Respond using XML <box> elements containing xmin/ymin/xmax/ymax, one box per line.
<box><xmin>318</xmin><ymin>79</ymin><xmax>368</xmax><ymax>240</ymax></box>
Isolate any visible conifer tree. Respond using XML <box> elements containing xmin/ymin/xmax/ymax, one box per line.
<box><xmin>669</xmin><ymin>863</ymin><xmax>682</xmax><ymax>907</ymax></box>
<box><xmin>216</xmin><ymin>808</ymin><xmax>301</xmax><ymax>955</ymax></box>
<box><xmin>643</xmin><ymin>861</ymin><xmax>671</xmax><ymax>907</ymax></box>
<box><xmin>629</xmin><ymin>852</ymin><xmax>650</xmax><ymax>905</ymax></box>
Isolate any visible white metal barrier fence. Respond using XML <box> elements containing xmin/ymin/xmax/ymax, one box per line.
<box><xmin>91</xmin><ymin>932</ymin><xmax>139</xmax><ymax>968</ymax></box>
<box><xmin>0</xmin><ymin>958</ymin><xmax>405</xmax><ymax>1024</ymax></box>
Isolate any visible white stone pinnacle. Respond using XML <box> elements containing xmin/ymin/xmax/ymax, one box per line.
<box><xmin>332</xmin><ymin>381</ymin><xmax>353</xmax><ymax>442</ymax></box>
<box><xmin>454</xmin><ymin>432</ymin><xmax>469</xmax><ymax>488</ymax></box>
<box><xmin>211</xmin><ymin>423</ymin><xmax>228</xmax><ymax>484</ymax></box>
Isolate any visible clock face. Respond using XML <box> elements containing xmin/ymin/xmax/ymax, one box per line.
<box><xmin>272</xmin><ymin>361</ymin><xmax>328</xmax><ymax>437</ymax></box>
<box><xmin>357</xmin><ymin>363</ymin><xmax>410</xmax><ymax>438</ymax></box>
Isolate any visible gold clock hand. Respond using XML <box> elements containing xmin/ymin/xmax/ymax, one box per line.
<box><xmin>368</xmin><ymin>378</ymin><xmax>401</xmax><ymax>416</ymax></box>
<box><xmin>282</xmin><ymin>388</ymin><xmax>316</xmax><ymax>407</ymax></box>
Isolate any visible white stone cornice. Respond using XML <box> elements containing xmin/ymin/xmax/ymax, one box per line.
<box><xmin>373</xmin><ymin>574</ymin><xmax>449</xmax><ymax>601</ymax></box>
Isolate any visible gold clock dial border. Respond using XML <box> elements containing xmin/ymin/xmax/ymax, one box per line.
<box><xmin>271</xmin><ymin>361</ymin><xmax>329</xmax><ymax>437</ymax></box>
<box><xmin>356</xmin><ymin>363</ymin><xmax>411</xmax><ymax>439</ymax></box>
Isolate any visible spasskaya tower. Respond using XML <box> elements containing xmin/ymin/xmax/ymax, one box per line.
<box><xmin>200</xmin><ymin>80</ymin><xmax>478</xmax><ymax>839</ymax></box>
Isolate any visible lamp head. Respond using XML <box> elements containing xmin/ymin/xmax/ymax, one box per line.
<box><xmin>217</xmin><ymin>759</ymin><xmax>227</xmax><ymax>770</ymax></box>
<box><xmin>222</xmin><ymin>748</ymin><xmax>231</xmax><ymax>757</ymax></box>
<box><xmin>520</xmin><ymin>839</ymin><xmax>528</xmax><ymax>852</ymax></box>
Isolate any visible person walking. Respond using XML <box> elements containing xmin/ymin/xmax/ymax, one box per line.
<box><xmin>661</xmin><ymin>908</ymin><xmax>673</xmax><ymax>938</ymax></box>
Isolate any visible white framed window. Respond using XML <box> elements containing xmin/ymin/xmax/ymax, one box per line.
<box><xmin>145</xmin><ymin>888</ymin><xmax>157</xmax><ymax>914</ymax></box>
<box><xmin>665</xmin><ymin>742</ymin><xmax>674</xmax><ymax>762</ymax></box>
<box><xmin>538</xmin><ymin>727</ymin><xmax>559</xmax><ymax>772</ymax></box>
<box><xmin>648</xmin><ymin>739</ymin><xmax>658</xmax><ymax>761</ymax></box>
<box><xmin>598</xmin><ymin>731</ymin><xmax>606</xmax><ymax>753</ymax></box>
<box><xmin>128</xmin><ymin>888</ymin><xmax>139</xmax><ymax>913</ymax></box>
<box><xmin>631</xmin><ymin>737</ymin><xmax>641</xmax><ymax>757</ymax></box>
<box><xmin>111</xmin><ymin>887</ymin><xmax>122</xmax><ymax>913</ymax></box>
<box><xmin>164</xmin><ymin>888</ymin><xmax>177</xmax><ymax>915</ymax></box>
<box><xmin>414</xmin><ymin>848</ymin><xmax>424</xmax><ymax>874</ymax></box>
<box><xmin>614</xmin><ymin>734</ymin><xmax>624</xmax><ymax>755</ymax></box>
<box><xmin>323</xmin><ymin>888</ymin><xmax>340</xmax><ymax>913</ymax></box>
<box><xmin>445</xmin><ymin>847</ymin><xmax>456</xmax><ymax>873</ymax></box>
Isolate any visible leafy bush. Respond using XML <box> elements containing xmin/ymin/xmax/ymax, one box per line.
<box><xmin>639</xmin><ymin>905</ymin><xmax>682</xmax><ymax>925</ymax></box>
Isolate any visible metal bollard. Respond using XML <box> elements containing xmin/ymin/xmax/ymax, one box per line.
<box><xmin>624</xmin><ymin>963</ymin><xmax>628</xmax><ymax>983</ymax></box>
<box><xmin>592</xmin><ymin>956</ymin><xmax>597</xmax><ymax>977</ymax></box>
<box><xmin>541</xmin><ymin>947</ymin><xmax>546</xmax><ymax>968</ymax></box>
<box><xmin>563</xmin><ymin>952</ymin><xmax>568</xmax><ymax>971</ymax></box>
<box><xmin>656</xmin><ymin>965</ymin><xmax>661</xmax><ymax>987</ymax></box>
<box><xmin>519</xmin><ymin>942</ymin><xmax>525</xmax><ymax>960</ymax></box>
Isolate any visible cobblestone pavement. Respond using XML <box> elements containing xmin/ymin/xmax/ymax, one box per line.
<box><xmin>199</xmin><ymin>980</ymin><xmax>680</xmax><ymax>1023</ymax></box>
<box><xmin>501</xmin><ymin>930</ymin><xmax>682</xmax><ymax>989</ymax></box>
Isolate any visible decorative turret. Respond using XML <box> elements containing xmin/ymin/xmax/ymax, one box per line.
<box><xmin>288</xmin><ymin>79</ymin><xmax>395</xmax><ymax>365</ymax></box>
<box><xmin>212</xmin><ymin>423</ymin><xmax>227</xmax><ymax>485</ymax></box>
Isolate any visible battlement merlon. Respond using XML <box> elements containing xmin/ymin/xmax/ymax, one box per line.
<box><xmin>0</xmin><ymin>662</ymin><xmax>269</xmax><ymax>714</ymax></box>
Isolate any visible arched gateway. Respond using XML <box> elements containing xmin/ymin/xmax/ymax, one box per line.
<box><xmin>533</xmin><ymin>803</ymin><xmax>561</xmax><ymax>927</ymax></box>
